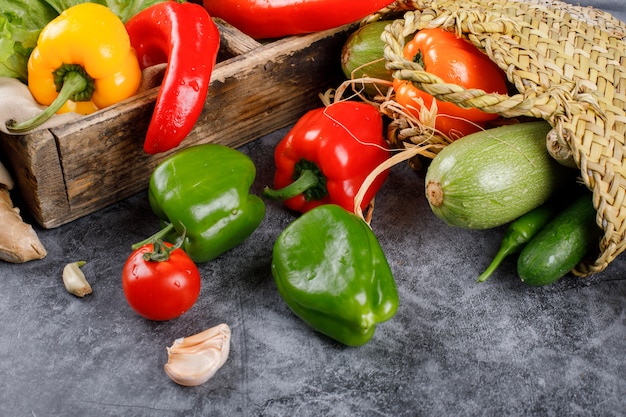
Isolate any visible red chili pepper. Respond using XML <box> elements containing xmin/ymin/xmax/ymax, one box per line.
<box><xmin>202</xmin><ymin>0</ymin><xmax>395</xmax><ymax>39</ymax></box>
<box><xmin>393</xmin><ymin>28</ymin><xmax>508</xmax><ymax>139</ymax></box>
<box><xmin>263</xmin><ymin>101</ymin><xmax>390</xmax><ymax>214</ymax></box>
<box><xmin>125</xmin><ymin>1</ymin><xmax>220</xmax><ymax>154</ymax></box>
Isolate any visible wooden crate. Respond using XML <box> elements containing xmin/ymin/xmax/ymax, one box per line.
<box><xmin>0</xmin><ymin>20</ymin><xmax>352</xmax><ymax>228</ymax></box>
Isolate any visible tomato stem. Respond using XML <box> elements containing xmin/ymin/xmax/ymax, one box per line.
<box><xmin>131</xmin><ymin>223</ymin><xmax>176</xmax><ymax>251</ymax></box>
<box><xmin>132</xmin><ymin>223</ymin><xmax>188</xmax><ymax>263</ymax></box>
<box><xmin>143</xmin><ymin>240</ymin><xmax>176</xmax><ymax>262</ymax></box>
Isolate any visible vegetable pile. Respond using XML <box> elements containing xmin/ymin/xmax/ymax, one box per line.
<box><xmin>338</xmin><ymin>15</ymin><xmax>606</xmax><ymax>285</ymax></box>
<box><xmin>0</xmin><ymin>0</ymin><xmax>621</xmax><ymax>387</ymax></box>
<box><xmin>2</xmin><ymin>0</ymin><xmax>216</xmax><ymax>155</ymax></box>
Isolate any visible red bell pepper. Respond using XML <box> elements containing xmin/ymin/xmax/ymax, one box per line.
<box><xmin>126</xmin><ymin>1</ymin><xmax>220</xmax><ymax>154</ymax></box>
<box><xmin>263</xmin><ymin>101</ymin><xmax>390</xmax><ymax>214</ymax></box>
<box><xmin>393</xmin><ymin>28</ymin><xmax>508</xmax><ymax>139</ymax></box>
<box><xmin>202</xmin><ymin>0</ymin><xmax>395</xmax><ymax>39</ymax></box>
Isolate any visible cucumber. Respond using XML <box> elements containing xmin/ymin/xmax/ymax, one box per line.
<box><xmin>517</xmin><ymin>193</ymin><xmax>602</xmax><ymax>286</ymax></box>
<box><xmin>341</xmin><ymin>20</ymin><xmax>394</xmax><ymax>96</ymax></box>
<box><xmin>425</xmin><ymin>121</ymin><xmax>574</xmax><ymax>229</ymax></box>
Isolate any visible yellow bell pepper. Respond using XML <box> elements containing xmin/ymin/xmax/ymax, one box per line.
<box><xmin>7</xmin><ymin>3</ymin><xmax>141</xmax><ymax>133</ymax></box>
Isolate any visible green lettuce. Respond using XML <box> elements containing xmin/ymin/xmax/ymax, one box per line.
<box><xmin>0</xmin><ymin>0</ymin><xmax>167</xmax><ymax>82</ymax></box>
<box><xmin>42</xmin><ymin>0</ymin><xmax>168</xmax><ymax>23</ymax></box>
<box><xmin>0</xmin><ymin>0</ymin><xmax>57</xmax><ymax>82</ymax></box>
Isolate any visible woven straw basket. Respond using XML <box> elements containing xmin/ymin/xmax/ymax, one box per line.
<box><xmin>368</xmin><ymin>0</ymin><xmax>626</xmax><ymax>277</ymax></box>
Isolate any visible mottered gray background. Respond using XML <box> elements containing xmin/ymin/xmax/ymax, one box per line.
<box><xmin>1</xmin><ymin>1</ymin><xmax>625</xmax><ymax>416</ymax></box>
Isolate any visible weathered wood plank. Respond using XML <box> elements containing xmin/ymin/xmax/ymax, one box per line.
<box><xmin>0</xmin><ymin>129</ymin><xmax>70</xmax><ymax>227</ymax></box>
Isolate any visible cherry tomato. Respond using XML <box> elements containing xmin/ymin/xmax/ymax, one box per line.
<box><xmin>393</xmin><ymin>28</ymin><xmax>508</xmax><ymax>139</ymax></box>
<box><xmin>122</xmin><ymin>242</ymin><xmax>201</xmax><ymax>321</ymax></box>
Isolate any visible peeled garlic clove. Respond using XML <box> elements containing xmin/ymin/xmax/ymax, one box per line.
<box><xmin>63</xmin><ymin>261</ymin><xmax>92</xmax><ymax>297</ymax></box>
<box><xmin>164</xmin><ymin>323</ymin><xmax>231</xmax><ymax>387</ymax></box>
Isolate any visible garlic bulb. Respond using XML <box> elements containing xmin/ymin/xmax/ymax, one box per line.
<box><xmin>164</xmin><ymin>323</ymin><xmax>231</xmax><ymax>386</ymax></box>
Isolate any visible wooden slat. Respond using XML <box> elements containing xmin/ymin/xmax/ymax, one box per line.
<box><xmin>214</xmin><ymin>18</ymin><xmax>262</xmax><ymax>59</ymax></box>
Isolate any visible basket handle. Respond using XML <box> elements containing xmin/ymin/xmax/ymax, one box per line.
<box><xmin>383</xmin><ymin>12</ymin><xmax>603</xmax><ymax>121</ymax></box>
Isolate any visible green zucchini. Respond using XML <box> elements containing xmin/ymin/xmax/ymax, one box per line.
<box><xmin>424</xmin><ymin>121</ymin><xmax>574</xmax><ymax>229</ymax></box>
<box><xmin>517</xmin><ymin>193</ymin><xmax>602</xmax><ymax>286</ymax></box>
<box><xmin>341</xmin><ymin>20</ymin><xmax>394</xmax><ymax>96</ymax></box>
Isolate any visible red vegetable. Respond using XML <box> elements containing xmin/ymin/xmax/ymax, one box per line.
<box><xmin>393</xmin><ymin>28</ymin><xmax>508</xmax><ymax>139</ymax></box>
<box><xmin>202</xmin><ymin>0</ymin><xmax>395</xmax><ymax>39</ymax></box>
<box><xmin>263</xmin><ymin>101</ymin><xmax>390</xmax><ymax>214</ymax></box>
<box><xmin>125</xmin><ymin>1</ymin><xmax>220</xmax><ymax>154</ymax></box>
<box><xmin>122</xmin><ymin>240</ymin><xmax>201</xmax><ymax>321</ymax></box>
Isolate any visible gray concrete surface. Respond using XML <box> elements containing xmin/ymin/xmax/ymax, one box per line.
<box><xmin>2</xmin><ymin>1</ymin><xmax>626</xmax><ymax>414</ymax></box>
<box><xmin>1</xmin><ymin>125</ymin><xmax>624</xmax><ymax>417</ymax></box>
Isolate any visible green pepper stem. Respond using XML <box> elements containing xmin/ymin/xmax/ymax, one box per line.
<box><xmin>6</xmin><ymin>70</ymin><xmax>90</xmax><ymax>133</ymax></box>
<box><xmin>476</xmin><ymin>241</ymin><xmax>517</xmax><ymax>283</ymax></box>
<box><xmin>131</xmin><ymin>222</ymin><xmax>176</xmax><ymax>251</ymax></box>
<box><xmin>263</xmin><ymin>169</ymin><xmax>321</xmax><ymax>201</ymax></box>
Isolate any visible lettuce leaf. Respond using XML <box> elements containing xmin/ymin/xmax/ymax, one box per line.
<box><xmin>0</xmin><ymin>0</ymin><xmax>57</xmax><ymax>82</ymax></box>
<box><xmin>42</xmin><ymin>0</ymin><xmax>168</xmax><ymax>23</ymax></box>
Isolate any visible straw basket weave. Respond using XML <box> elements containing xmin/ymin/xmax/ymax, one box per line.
<box><xmin>371</xmin><ymin>0</ymin><xmax>625</xmax><ymax>277</ymax></box>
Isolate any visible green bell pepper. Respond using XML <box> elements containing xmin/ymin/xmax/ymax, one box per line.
<box><xmin>271</xmin><ymin>204</ymin><xmax>399</xmax><ymax>347</ymax></box>
<box><xmin>146</xmin><ymin>143</ymin><xmax>265</xmax><ymax>263</ymax></box>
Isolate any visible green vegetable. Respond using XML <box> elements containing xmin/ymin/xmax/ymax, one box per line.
<box><xmin>272</xmin><ymin>204</ymin><xmax>399</xmax><ymax>347</ymax></box>
<box><xmin>42</xmin><ymin>0</ymin><xmax>167</xmax><ymax>23</ymax></box>
<box><xmin>145</xmin><ymin>143</ymin><xmax>266</xmax><ymax>263</ymax></box>
<box><xmin>0</xmin><ymin>0</ymin><xmax>56</xmax><ymax>82</ymax></box>
<box><xmin>477</xmin><ymin>199</ymin><xmax>563</xmax><ymax>282</ymax></box>
<box><xmin>0</xmin><ymin>0</ymin><xmax>165</xmax><ymax>82</ymax></box>
<box><xmin>425</xmin><ymin>121</ymin><xmax>574</xmax><ymax>229</ymax></box>
<box><xmin>517</xmin><ymin>193</ymin><xmax>601</xmax><ymax>286</ymax></box>
<box><xmin>340</xmin><ymin>20</ymin><xmax>394</xmax><ymax>96</ymax></box>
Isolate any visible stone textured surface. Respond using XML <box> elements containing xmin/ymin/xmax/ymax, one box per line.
<box><xmin>1</xmin><ymin>125</ymin><xmax>624</xmax><ymax>417</ymax></box>
<box><xmin>2</xmin><ymin>2</ymin><xmax>626</xmax><ymax>413</ymax></box>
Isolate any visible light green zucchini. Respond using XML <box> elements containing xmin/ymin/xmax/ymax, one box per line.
<box><xmin>424</xmin><ymin>121</ymin><xmax>575</xmax><ymax>229</ymax></box>
<box><xmin>340</xmin><ymin>20</ymin><xmax>394</xmax><ymax>96</ymax></box>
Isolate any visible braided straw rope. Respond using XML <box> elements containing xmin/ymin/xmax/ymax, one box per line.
<box><xmin>374</xmin><ymin>0</ymin><xmax>625</xmax><ymax>276</ymax></box>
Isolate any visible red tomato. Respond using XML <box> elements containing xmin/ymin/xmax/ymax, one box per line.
<box><xmin>122</xmin><ymin>242</ymin><xmax>201</xmax><ymax>321</ymax></box>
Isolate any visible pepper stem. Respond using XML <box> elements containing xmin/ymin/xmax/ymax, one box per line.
<box><xmin>476</xmin><ymin>244</ymin><xmax>513</xmax><ymax>283</ymax></box>
<box><xmin>6</xmin><ymin>65</ymin><xmax>94</xmax><ymax>133</ymax></box>
<box><xmin>263</xmin><ymin>159</ymin><xmax>328</xmax><ymax>202</ymax></box>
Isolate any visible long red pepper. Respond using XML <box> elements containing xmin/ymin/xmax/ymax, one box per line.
<box><xmin>203</xmin><ymin>0</ymin><xmax>395</xmax><ymax>39</ymax></box>
<box><xmin>126</xmin><ymin>1</ymin><xmax>220</xmax><ymax>154</ymax></box>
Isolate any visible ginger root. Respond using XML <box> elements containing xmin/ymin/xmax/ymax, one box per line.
<box><xmin>0</xmin><ymin>161</ymin><xmax>47</xmax><ymax>263</ymax></box>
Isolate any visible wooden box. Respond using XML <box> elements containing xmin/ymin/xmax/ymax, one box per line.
<box><xmin>0</xmin><ymin>20</ymin><xmax>351</xmax><ymax>228</ymax></box>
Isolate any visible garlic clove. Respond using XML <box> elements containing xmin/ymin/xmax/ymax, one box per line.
<box><xmin>164</xmin><ymin>323</ymin><xmax>231</xmax><ymax>386</ymax></box>
<box><xmin>62</xmin><ymin>261</ymin><xmax>92</xmax><ymax>297</ymax></box>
